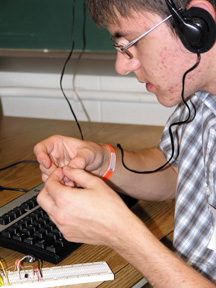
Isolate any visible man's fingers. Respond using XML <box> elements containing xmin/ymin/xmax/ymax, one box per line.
<box><xmin>34</xmin><ymin>144</ymin><xmax>52</xmax><ymax>169</ymax></box>
<box><xmin>37</xmin><ymin>168</ymin><xmax>66</xmax><ymax>213</ymax></box>
<box><xmin>69</xmin><ymin>156</ymin><xmax>86</xmax><ymax>169</ymax></box>
<box><xmin>63</xmin><ymin>166</ymin><xmax>102</xmax><ymax>189</ymax></box>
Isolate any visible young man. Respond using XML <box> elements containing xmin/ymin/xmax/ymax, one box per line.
<box><xmin>34</xmin><ymin>0</ymin><xmax>216</xmax><ymax>286</ymax></box>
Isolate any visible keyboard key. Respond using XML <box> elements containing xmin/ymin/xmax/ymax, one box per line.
<box><xmin>22</xmin><ymin>227</ymin><xmax>32</xmax><ymax>236</ymax></box>
<box><xmin>23</xmin><ymin>216</ymin><xmax>34</xmax><ymax>224</ymax></box>
<box><xmin>26</xmin><ymin>224</ymin><xmax>36</xmax><ymax>233</ymax></box>
<box><xmin>24</xmin><ymin>236</ymin><xmax>38</xmax><ymax>245</ymax></box>
<box><xmin>13</xmin><ymin>207</ymin><xmax>25</xmax><ymax>217</ymax></box>
<box><xmin>56</xmin><ymin>237</ymin><xmax>69</xmax><ymax>247</ymax></box>
<box><xmin>17</xmin><ymin>220</ymin><xmax>28</xmax><ymax>229</ymax></box>
<box><xmin>12</xmin><ymin>232</ymin><xmax>26</xmax><ymax>241</ymax></box>
<box><xmin>33</xmin><ymin>229</ymin><xmax>46</xmax><ymax>239</ymax></box>
<box><xmin>32</xmin><ymin>221</ymin><xmax>42</xmax><ymax>230</ymax></box>
<box><xmin>1</xmin><ymin>228</ymin><xmax>14</xmax><ymax>238</ymax></box>
<box><xmin>0</xmin><ymin>216</ymin><xmax>9</xmax><ymax>225</ymax></box>
<box><xmin>0</xmin><ymin>212</ymin><xmax>17</xmax><ymax>225</ymax></box>
<box><xmin>35</xmin><ymin>239</ymin><xmax>46</xmax><ymax>249</ymax></box>
<box><xmin>46</xmin><ymin>243</ymin><xmax>62</xmax><ymax>253</ymax></box>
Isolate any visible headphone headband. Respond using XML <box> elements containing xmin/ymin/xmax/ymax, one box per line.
<box><xmin>165</xmin><ymin>0</ymin><xmax>216</xmax><ymax>53</ymax></box>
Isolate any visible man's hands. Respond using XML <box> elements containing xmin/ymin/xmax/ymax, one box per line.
<box><xmin>34</xmin><ymin>135</ymin><xmax>134</xmax><ymax>247</ymax></box>
<box><xmin>34</xmin><ymin>135</ymin><xmax>109</xmax><ymax>184</ymax></box>
<box><xmin>37</xmin><ymin>166</ymin><xmax>133</xmax><ymax>247</ymax></box>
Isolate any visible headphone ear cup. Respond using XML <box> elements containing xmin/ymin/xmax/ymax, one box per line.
<box><xmin>178</xmin><ymin>7</ymin><xmax>216</xmax><ymax>53</ymax></box>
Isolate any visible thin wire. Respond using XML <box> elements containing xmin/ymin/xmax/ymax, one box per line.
<box><xmin>0</xmin><ymin>260</ymin><xmax>10</xmax><ymax>285</ymax></box>
<box><xmin>72</xmin><ymin>1</ymin><xmax>91</xmax><ymax>122</ymax></box>
<box><xmin>37</xmin><ymin>259</ymin><xmax>43</xmax><ymax>278</ymax></box>
<box><xmin>0</xmin><ymin>160</ymin><xmax>38</xmax><ymax>192</ymax></box>
<box><xmin>0</xmin><ymin>186</ymin><xmax>28</xmax><ymax>192</ymax></box>
<box><xmin>117</xmin><ymin>52</ymin><xmax>201</xmax><ymax>174</ymax></box>
<box><xmin>60</xmin><ymin>0</ymin><xmax>84</xmax><ymax>140</ymax></box>
<box><xmin>0</xmin><ymin>160</ymin><xmax>38</xmax><ymax>172</ymax></box>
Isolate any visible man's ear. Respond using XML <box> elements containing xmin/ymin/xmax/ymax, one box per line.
<box><xmin>187</xmin><ymin>0</ymin><xmax>216</xmax><ymax>21</ymax></box>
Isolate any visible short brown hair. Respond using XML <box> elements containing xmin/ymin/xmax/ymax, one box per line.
<box><xmin>86</xmin><ymin>0</ymin><xmax>216</xmax><ymax>30</ymax></box>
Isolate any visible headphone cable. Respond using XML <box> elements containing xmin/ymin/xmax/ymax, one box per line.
<box><xmin>60</xmin><ymin>0</ymin><xmax>84</xmax><ymax>140</ymax></box>
<box><xmin>117</xmin><ymin>52</ymin><xmax>201</xmax><ymax>174</ymax></box>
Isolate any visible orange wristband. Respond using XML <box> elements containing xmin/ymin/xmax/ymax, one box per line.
<box><xmin>101</xmin><ymin>144</ymin><xmax>116</xmax><ymax>181</ymax></box>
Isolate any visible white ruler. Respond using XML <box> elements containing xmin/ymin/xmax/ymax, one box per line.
<box><xmin>2</xmin><ymin>262</ymin><xmax>114</xmax><ymax>287</ymax></box>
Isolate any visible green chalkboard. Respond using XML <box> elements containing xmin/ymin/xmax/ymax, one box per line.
<box><xmin>0</xmin><ymin>0</ymin><xmax>113</xmax><ymax>52</ymax></box>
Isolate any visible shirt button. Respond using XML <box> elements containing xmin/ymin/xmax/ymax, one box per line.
<box><xmin>206</xmin><ymin>186</ymin><xmax>210</xmax><ymax>196</ymax></box>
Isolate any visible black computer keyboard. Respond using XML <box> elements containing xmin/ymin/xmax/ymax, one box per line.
<box><xmin>0</xmin><ymin>183</ymin><xmax>137</xmax><ymax>265</ymax></box>
<box><xmin>0</xmin><ymin>184</ymin><xmax>81</xmax><ymax>264</ymax></box>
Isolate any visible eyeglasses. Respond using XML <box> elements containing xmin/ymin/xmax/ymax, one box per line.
<box><xmin>111</xmin><ymin>14</ymin><xmax>172</xmax><ymax>59</ymax></box>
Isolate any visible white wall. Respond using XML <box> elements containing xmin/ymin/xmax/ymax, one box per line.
<box><xmin>0</xmin><ymin>51</ymin><xmax>175</xmax><ymax>126</ymax></box>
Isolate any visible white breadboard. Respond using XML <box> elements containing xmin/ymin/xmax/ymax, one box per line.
<box><xmin>2</xmin><ymin>262</ymin><xmax>114</xmax><ymax>287</ymax></box>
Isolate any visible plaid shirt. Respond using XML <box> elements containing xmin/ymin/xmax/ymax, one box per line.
<box><xmin>159</xmin><ymin>91</ymin><xmax>216</xmax><ymax>282</ymax></box>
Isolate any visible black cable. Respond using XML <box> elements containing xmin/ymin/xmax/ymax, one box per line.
<box><xmin>117</xmin><ymin>52</ymin><xmax>201</xmax><ymax>174</ymax></box>
<box><xmin>82</xmin><ymin>1</ymin><xmax>87</xmax><ymax>51</ymax></box>
<box><xmin>60</xmin><ymin>0</ymin><xmax>84</xmax><ymax>140</ymax></box>
<box><xmin>0</xmin><ymin>160</ymin><xmax>38</xmax><ymax>192</ymax></box>
<box><xmin>0</xmin><ymin>160</ymin><xmax>38</xmax><ymax>172</ymax></box>
<box><xmin>0</xmin><ymin>186</ymin><xmax>28</xmax><ymax>192</ymax></box>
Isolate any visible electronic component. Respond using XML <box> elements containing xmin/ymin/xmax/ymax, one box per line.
<box><xmin>1</xmin><ymin>261</ymin><xmax>114</xmax><ymax>287</ymax></box>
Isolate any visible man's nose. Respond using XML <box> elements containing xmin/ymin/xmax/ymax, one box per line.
<box><xmin>115</xmin><ymin>52</ymin><xmax>141</xmax><ymax>75</ymax></box>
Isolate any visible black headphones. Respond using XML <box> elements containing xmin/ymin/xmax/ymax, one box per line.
<box><xmin>165</xmin><ymin>0</ymin><xmax>216</xmax><ymax>53</ymax></box>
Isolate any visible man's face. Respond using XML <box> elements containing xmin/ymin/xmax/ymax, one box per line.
<box><xmin>108</xmin><ymin>9</ymin><xmax>207</xmax><ymax>107</ymax></box>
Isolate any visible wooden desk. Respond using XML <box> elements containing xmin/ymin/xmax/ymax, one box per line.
<box><xmin>0</xmin><ymin>116</ymin><xmax>174</xmax><ymax>288</ymax></box>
